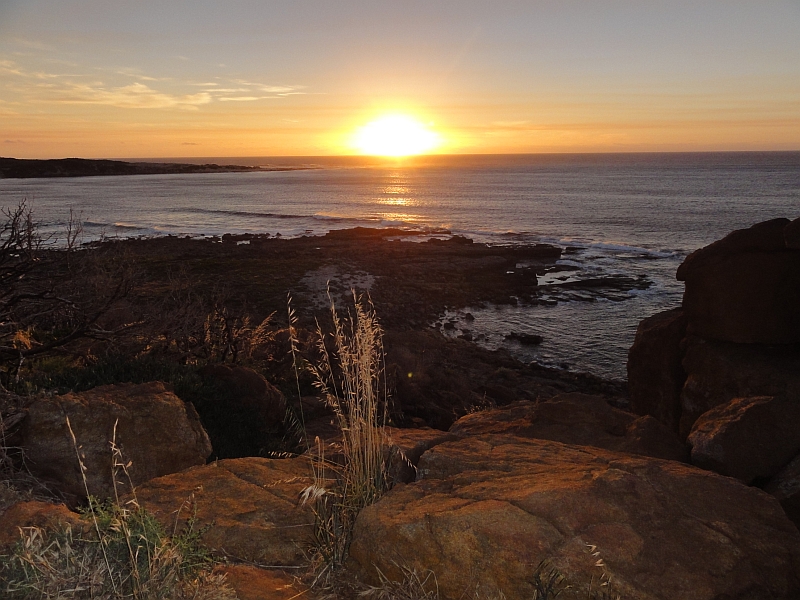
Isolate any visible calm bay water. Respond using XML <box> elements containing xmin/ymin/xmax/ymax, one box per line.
<box><xmin>2</xmin><ymin>152</ymin><xmax>799</xmax><ymax>380</ymax></box>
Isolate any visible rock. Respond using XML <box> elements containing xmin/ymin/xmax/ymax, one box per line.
<box><xmin>676</xmin><ymin>218</ymin><xmax>800</xmax><ymax>344</ymax></box>
<box><xmin>134</xmin><ymin>457</ymin><xmax>315</xmax><ymax>565</ymax></box>
<box><xmin>766</xmin><ymin>454</ymin><xmax>800</xmax><ymax>531</ymax></box>
<box><xmin>626</xmin><ymin>308</ymin><xmax>687</xmax><ymax>432</ymax></box>
<box><xmin>17</xmin><ymin>382</ymin><xmax>212</xmax><ymax>504</ymax></box>
<box><xmin>384</xmin><ymin>427</ymin><xmax>461</xmax><ymax>484</ymax></box>
<box><xmin>0</xmin><ymin>500</ymin><xmax>85</xmax><ymax>553</ymax></box>
<box><xmin>213</xmin><ymin>565</ymin><xmax>310</xmax><ymax>600</ymax></box>
<box><xmin>504</xmin><ymin>332</ymin><xmax>543</xmax><ymax>345</ymax></box>
<box><xmin>198</xmin><ymin>365</ymin><xmax>288</xmax><ymax>458</ymax></box>
<box><xmin>449</xmin><ymin>393</ymin><xmax>688</xmax><ymax>462</ymax></box>
<box><xmin>679</xmin><ymin>335</ymin><xmax>800</xmax><ymax>437</ymax></box>
<box><xmin>688</xmin><ymin>396</ymin><xmax>800</xmax><ymax>484</ymax></box>
<box><xmin>348</xmin><ymin>435</ymin><xmax>800</xmax><ymax>600</ymax></box>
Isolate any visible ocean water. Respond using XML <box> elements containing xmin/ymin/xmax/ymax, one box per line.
<box><xmin>2</xmin><ymin>152</ymin><xmax>799</xmax><ymax>380</ymax></box>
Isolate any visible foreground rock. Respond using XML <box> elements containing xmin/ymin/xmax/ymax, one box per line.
<box><xmin>688</xmin><ymin>395</ymin><xmax>800</xmax><ymax>484</ymax></box>
<box><xmin>134</xmin><ymin>457</ymin><xmax>314</xmax><ymax>566</ymax></box>
<box><xmin>450</xmin><ymin>393</ymin><xmax>687</xmax><ymax>462</ymax></box>
<box><xmin>677</xmin><ymin>217</ymin><xmax>800</xmax><ymax>344</ymax></box>
<box><xmin>348</xmin><ymin>435</ymin><xmax>800</xmax><ymax>600</ymax></box>
<box><xmin>17</xmin><ymin>382</ymin><xmax>211</xmax><ymax>504</ymax></box>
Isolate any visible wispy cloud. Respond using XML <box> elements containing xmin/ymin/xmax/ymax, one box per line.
<box><xmin>0</xmin><ymin>57</ymin><xmax>307</xmax><ymax>110</ymax></box>
<box><xmin>53</xmin><ymin>82</ymin><xmax>212</xmax><ymax>109</ymax></box>
<box><xmin>219</xmin><ymin>95</ymin><xmax>284</xmax><ymax>102</ymax></box>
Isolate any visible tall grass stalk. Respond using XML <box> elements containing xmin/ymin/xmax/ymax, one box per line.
<box><xmin>301</xmin><ymin>290</ymin><xmax>389</xmax><ymax>586</ymax></box>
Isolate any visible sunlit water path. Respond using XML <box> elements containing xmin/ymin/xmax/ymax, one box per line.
<box><xmin>2</xmin><ymin>152</ymin><xmax>798</xmax><ymax>380</ymax></box>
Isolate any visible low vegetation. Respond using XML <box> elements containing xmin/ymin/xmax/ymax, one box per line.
<box><xmin>0</xmin><ymin>416</ymin><xmax>234</xmax><ymax>599</ymax></box>
<box><xmin>1</xmin><ymin>500</ymin><xmax>234</xmax><ymax>600</ymax></box>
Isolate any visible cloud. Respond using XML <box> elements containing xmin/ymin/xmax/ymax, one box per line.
<box><xmin>4</xmin><ymin>139</ymin><xmax>25</xmax><ymax>144</ymax></box>
<box><xmin>181</xmin><ymin>142</ymin><xmax>198</xmax><ymax>145</ymax></box>
<box><xmin>53</xmin><ymin>82</ymin><xmax>212</xmax><ymax>109</ymax></box>
<box><xmin>218</xmin><ymin>96</ymin><xmax>276</xmax><ymax>102</ymax></box>
<box><xmin>0</xmin><ymin>56</ymin><xmax>307</xmax><ymax>110</ymax></box>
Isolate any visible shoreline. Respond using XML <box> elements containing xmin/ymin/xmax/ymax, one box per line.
<box><xmin>105</xmin><ymin>227</ymin><xmax>631</xmax><ymax>408</ymax></box>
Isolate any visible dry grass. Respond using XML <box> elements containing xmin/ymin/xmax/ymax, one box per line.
<box><xmin>297</xmin><ymin>290</ymin><xmax>389</xmax><ymax>588</ymax></box>
<box><xmin>0</xmin><ymin>418</ymin><xmax>236</xmax><ymax>600</ymax></box>
<box><xmin>358</xmin><ymin>565</ymin><xmax>439</xmax><ymax>600</ymax></box>
<box><xmin>1</xmin><ymin>503</ymin><xmax>235</xmax><ymax>600</ymax></box>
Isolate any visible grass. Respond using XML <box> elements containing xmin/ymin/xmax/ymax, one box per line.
<box><xmin>357</xmin><ymin>558</ymin><xmax>621</xmax><ymax>600</ymax></box>
<box><xmin>1</xmin><ymin>499</ymin><xmax>234</xmax><ymax>600</ymax></box>
<box><xmin>0</xmin><ymin>417</ymin><xmax>236</xmax><ymax>600</ymax></box>
<box><xmin>296</xmin><ymin>290</ymin><xmax>390</xmax><ymax>589</ymax></box>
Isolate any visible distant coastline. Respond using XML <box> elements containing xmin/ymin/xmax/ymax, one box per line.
<box><xmin>0</xmin><ymin>157</ymin><xmax>315</xmax><ymax>179</ymax></box>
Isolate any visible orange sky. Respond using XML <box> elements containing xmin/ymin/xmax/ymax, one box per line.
<box><xmin>1</xmin><ymin>1</ymin><xmax>799</xmax><ymax>158</ymax></box>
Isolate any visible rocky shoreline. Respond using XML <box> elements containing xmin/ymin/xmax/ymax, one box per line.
<box><xmin>2</xmin><ymin>220</ymin><xmax>800</xmax><ymax>598</ymax></box>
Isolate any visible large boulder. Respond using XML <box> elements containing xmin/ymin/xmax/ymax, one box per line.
<box><xmin>449</xmin><ymin>393</ymin><xmax>687</xmax><ymax>462</ymax></box>
<box><xmin>679</xmin><ymin>335</ymin><xmax>800</xmax><ymax>437</ymax></box>
<box><xmin>347</xmin><ymin>435</ymin><xmax>800</xmax><ymax>600</ymax></box>
<box><xmin>688</xmin><ymin>396</ymin><xmax>800</xmax><ymax>484</ymax></box>
<box><xmin>17</xmin><ymin>382</ymin><xmax>211</xmax><ymax>504</ymax></box>
<box><xmin>676</xmin><ymin>217</ymin><xmax>800</xmax><ymax>344</ymax></box>
<box><xmin>134</xmin><ymin>457</ymin><xmax>315</xmax><ymax>566</ymax></box>
<box><xmin>766</xmin><ymin>454</ymin><xmax>800</xmax><ymax>532</ymax></box>
<box><xmin>626</xmin><ymin>308</ymin><xmax>687</xmax><ymax>432</ymax></box>
<box><xmin>198</xmin><ymin>365</ymin><xmax>287</xmax><ymax>458</ymax></box>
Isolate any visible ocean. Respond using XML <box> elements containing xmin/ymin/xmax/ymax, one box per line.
<box><xmin>2</xmin><ymin>152</ymin><xmax>798</xmax><ymax>380</ymax></box>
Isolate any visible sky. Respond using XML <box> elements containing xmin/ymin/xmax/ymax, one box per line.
<box><xmin>1</xmin><ymin>0</ymin><xmax>799</xmax><ymax>158</ymax></box>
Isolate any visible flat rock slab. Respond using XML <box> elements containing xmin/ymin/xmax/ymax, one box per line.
<box><xmin>214</xmin><ymin>565</ymin><xmax>311</xmax><ymax>600</ymax></box>
<box><xmin>348</xmin><ymin>435</ymin><xmax>800</xmax><ymax>600</ymax></box>
<box><xmin>134</xmin><ymin>457</ymin><xmax>315</xmax><ymax>566</ymax></box>
<box><xmin>450</xmin><ymin>393</ymin><xmax>688</xmax><ymax>462</ymax></box>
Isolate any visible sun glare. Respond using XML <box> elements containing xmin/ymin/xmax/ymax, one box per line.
<box><xmin>353</xmin><ymin>115</ymin><xmax>440</xmax><ymax>157</ymax></box>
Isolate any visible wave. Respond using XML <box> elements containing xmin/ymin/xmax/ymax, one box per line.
<box><xmin>112</xmin><ymin>222</ymin><xmax>145</xmax><ymax>230</ymax></box>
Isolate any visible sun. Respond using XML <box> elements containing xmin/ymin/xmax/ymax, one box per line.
<box><xmin>353</xmin><ymin>115</ymin><xmax>441</xmax><ymax>157</ymax></box>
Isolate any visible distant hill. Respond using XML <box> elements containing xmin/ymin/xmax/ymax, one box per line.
<box><xmin>0</xmin><ymin>157</ymin><xmax>308</xmax><ymax>178</ymax></box>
